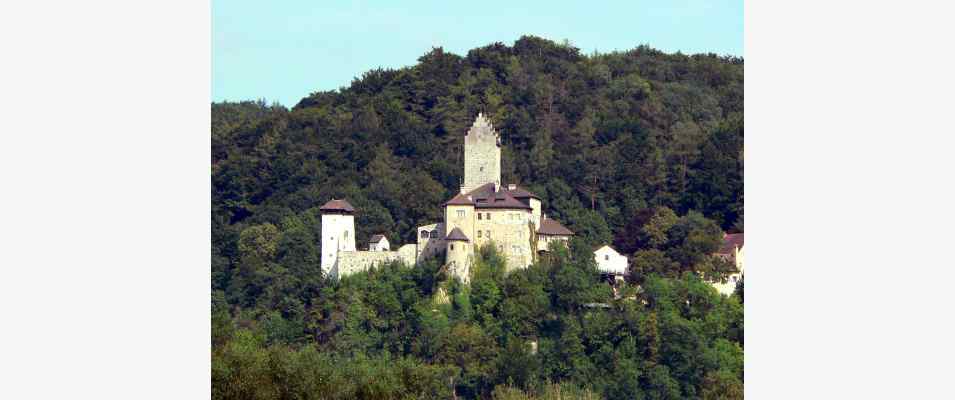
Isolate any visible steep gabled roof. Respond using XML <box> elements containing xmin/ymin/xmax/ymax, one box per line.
<box><xmin>470</xmin><ymin>183</ymin><xmax>532</xmax><ymax>210</ymax></box>
<box><xmin>319</xmin><ymin>199</ymin><xmax>355</xmax><ymax>213</ymax></box>
<box><xmin>369</xmin><ymin>234</ymin><xmax>386</xmax><ymax>243</ymax></box>
<box><xmin>718</xmin><ymin>233</ymin><xmax>744</xmax><ymax>255</ymax></box>
<box><xmin>442</xmin><ymin>183</ymin><xmax>532</xmax><ymax>210</ymax></box>
<box><xmin>538</xmin><ymin>217</ymin><xmax>574</xmax><ymax>236</ymax></box>
<box><xmin>445</xmin><ymin>227</ymin><xmax>470</xmax><ymax>241</ymax></box>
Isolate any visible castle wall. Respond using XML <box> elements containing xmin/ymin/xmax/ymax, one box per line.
<box><xmin>416</xmin><ymin>222</ymin><xmax>446</xmax><ymax>262</ymax></box>
<box><xmin>397</xmin><ymin>244</ymin><xmax>417</xmax><ymax>266</ymax></box>
<box><xmin>332</xmin><ymin>249</ymin><xmax>414</xmax><ymax>280</ymax></box>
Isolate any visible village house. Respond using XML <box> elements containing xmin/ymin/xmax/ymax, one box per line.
<box><xmin>368</xmin><ymin>234</ymin><xmax>390</xmax><ymax>251</ymax></box>
<box><xmin>711</xmin><ymin>232</ymin><xmax>744</xmax><ymax>295</ymax></box>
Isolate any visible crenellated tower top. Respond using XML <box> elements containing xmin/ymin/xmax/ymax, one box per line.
<box><xmin>462</xmin><ymin>113</ymin><xmax>502</xmax><ymax>193</ymax></box>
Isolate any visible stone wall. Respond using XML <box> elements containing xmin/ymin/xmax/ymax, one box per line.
<box><xmin>473</xmin><ymin>208</ymin><xmax>535</xmax><ymax>272</ymax></box>
<box><xmin>462</xmin><ymin>113</ymin><xmax>501</xmax><ymax>192</ymax></box>
<box><xmin>416</xmin><ymin>222</ymin><xmax>446</xmax><ymax>262</ymax></box>
<box><xmin>397</xmin><ymin>244</ymin><xmax>417</xmax><ymax>266</ymax></box>
<box><xmin>331</xmin><ymin>248</ymin><xmax>415</xmax><ymax>280</ymax></box>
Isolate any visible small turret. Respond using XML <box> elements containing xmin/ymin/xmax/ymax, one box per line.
<box><xmin>445</xmin><ymin>227</ymin><xmax>471</xmax><ymax>284</ymax></box>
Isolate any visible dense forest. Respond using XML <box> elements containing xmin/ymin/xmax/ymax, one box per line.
<box><xmin>212</xmin><ymin>36</ymin><xmax>743</xmax><ymax>399</ymax></box>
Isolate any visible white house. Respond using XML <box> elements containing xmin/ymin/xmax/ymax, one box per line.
<box><xmin>711</xmin><ymin>232</ymin><xmax>744</xmax><ymax>296</ymax></box>
<box><xmin>594</xmin><ymin>245</ymin><xmax>628</xmax><ymax>277</ymax></box>
<box><xmin>368</xmin><ymin>234</ymin><xmax>390</xmax><ymax>251</ymax></box>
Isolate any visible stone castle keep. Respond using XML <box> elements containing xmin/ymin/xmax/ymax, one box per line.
<box><xmin>321</xmin><ymin>113</ymin><xmax>573</xmax><ymax>282</ymax></box>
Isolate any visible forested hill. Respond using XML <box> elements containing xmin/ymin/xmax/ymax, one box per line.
<box><xmin>212</xmin><ymin>36</ymin><xmax>744</xmax><ymax>400</ymax></box>
<box><xmin>213</xmin><ymin>35</ymin><xmax>742</xmax><ymax>255</ymax></box>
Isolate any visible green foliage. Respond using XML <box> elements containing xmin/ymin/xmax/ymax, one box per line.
<box><xmin>212</xmin><ymin>36</ymin><xmax>743</xmax><ymax>399</ymax></box>
<box><xmin>211</xmin><ymin>241</ymin><xmax>742</xmax><ymax>399</ymax></box>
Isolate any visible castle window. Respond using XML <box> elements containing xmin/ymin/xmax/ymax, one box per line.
<box><xmin>344</xmin><ymin>230</ymin><xmax>349</xmax><ymax>238</ymax></box>
<box><xmin>477</xmin><ymin>231</ymin><xmax>482</xmax><ymax>238</ymax></box>
<box><xmin>605</xmin><ymin>255</ymin><xmax>609</xmax><ymax>261</ymax></box>
<box><xmin>486</xmin><ymin>213</ymin><xmax>491</xmax><ymax>220</ymax></box>
<box><xmin>486</xmin><ymin>230</ymin><xmax>491</xmax><ymax>239</ymax></box>
<box><xmin>478</xmin><ymin>213</ymin><xmax>482</xmax><ymax>220</ymax></box>
<box><xmin>420</xmin><ymin>231</ymin><xmax>428</xmax><ymax>239</ymax></box>
<box><xmin>457</xmin><ymin>210</ymin><xmax>465</xmax><ymax>218</ymax></box>
<box><xmin>450</xmin><ymin>244</ymin><xmax>454</xmax><ymax>251</ymax></box>
<box><xmin>430</xmin><ymin>230</ymin><xmax>438</xmax><ymax>238</ymax></box>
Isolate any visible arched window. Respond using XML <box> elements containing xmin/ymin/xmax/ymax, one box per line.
<box><xmin>450</xmin><ymin>244</ymin><xmax>455</xmax><ymax>251</ymax></box>
<box><xmin>420</xmin><ymin>231</ymin><xmax>428</xmax><ymax>239</ymax></box>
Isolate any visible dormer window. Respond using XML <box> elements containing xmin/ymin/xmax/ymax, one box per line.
<box><xmin>420</xmin><ymin>231</ymin><xmax>428</xmax><ymax>239</ymax></box>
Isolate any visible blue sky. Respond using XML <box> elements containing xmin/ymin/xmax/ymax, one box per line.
<box><xmin>213</xmin><ymin>0</ymin><xmax>742</xmax><ymax>107</ymax></box>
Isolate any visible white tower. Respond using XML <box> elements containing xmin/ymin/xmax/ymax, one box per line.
<box><xmin>320</xmin><ymin>198</ymin><xmax>356</xmax><ymax>278</ymax></box>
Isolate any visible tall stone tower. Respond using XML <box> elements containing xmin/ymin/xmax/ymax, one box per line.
<box><xmin>320</xmin><ymin>199</ymin><xmax>356</xmax><ymax>278</ymax></box>
<box><xmin>461</xmin><ymin>113</ymin><xmax>501</xmax><ymax>193</ymax></box>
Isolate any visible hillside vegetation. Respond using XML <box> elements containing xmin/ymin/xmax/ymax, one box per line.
<box><xmin>212</xmin><ymin>36</ymin><xmax>743</xmax><ymax>399</ymax></box>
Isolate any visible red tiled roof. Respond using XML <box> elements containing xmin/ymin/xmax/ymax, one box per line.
<box><xmin>445</xmin><ymin>227</ymin><xmax>469</xmax><ymax>241</ymax></box>
<box><xmin>718</xmin><ymin>233</ymin><xmax>744</xmax><ymax>254</ymax></box>
<box><xmin>319</xmin><ymin>199</ymin><xmax>355</xmax><ymax>213</ymax></box>
<box><xmin>537</xmin><ymin>217</ymin><xmax>573</xmax><ymax>236</ymax></box>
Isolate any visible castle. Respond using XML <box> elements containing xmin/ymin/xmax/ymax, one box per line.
<box><xmin>320</xmin><ymin>113</ymin><xmax>573</xmax><ymax>283</ymax></box>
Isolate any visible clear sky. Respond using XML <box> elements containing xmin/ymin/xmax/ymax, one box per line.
<box><xmin>213</xmin><ymin>0</ymin><xmax>742</xmax><ymax>107</ymax></box>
